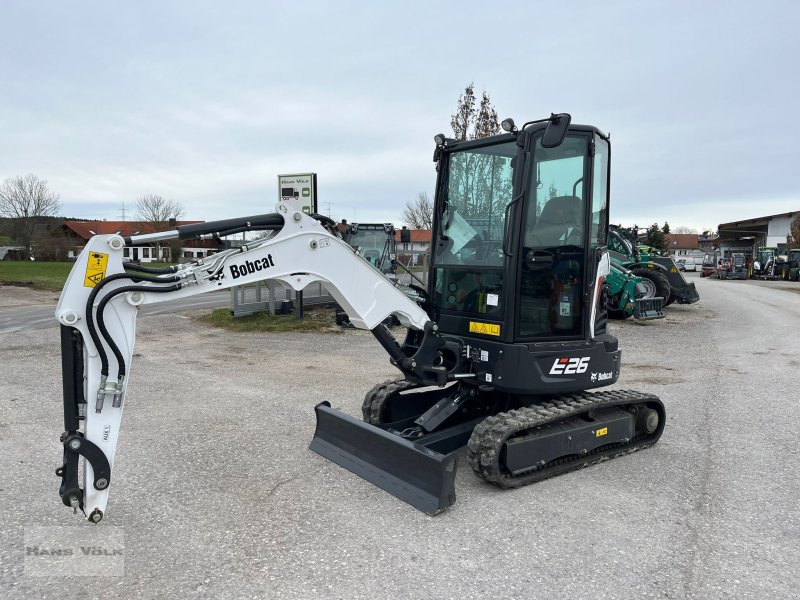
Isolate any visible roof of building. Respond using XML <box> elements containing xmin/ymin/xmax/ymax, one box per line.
<box><xmin>664</xmin><ymin>233</ymin><xmax>700</xmax><ymax>250</ymax></box>
<box><xmin>63</xmin><ymin>220</ymin><xmax>203</xmax><ymax>241</ymax></box>
<box><xmin>395</xmin><ymin>229</ymin><xmax>432</xmax><ymax>243</ymax></box>
<box><xmin>719</xmin><ymin>210</ymin><xmax>799</xmax><ymax>230</ymax></box>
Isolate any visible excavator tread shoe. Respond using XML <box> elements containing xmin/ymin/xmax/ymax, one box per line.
<box><xmin>467</xmin><ymin>389</ymin><xmax>664</xmax><ymax>488</ymax></box>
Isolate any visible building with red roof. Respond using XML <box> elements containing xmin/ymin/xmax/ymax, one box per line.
<box><xmin>50</xmin><ymin>219</ymin><xmax>211</xmax><ymax>262</ymax></box>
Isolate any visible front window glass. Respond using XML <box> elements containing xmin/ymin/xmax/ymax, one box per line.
<box><xmin>436</xmin><ymin>141</ymin><xmax>515</xmax><ymax>267</ymax></box>
<box><xmin>432</xmin><ymin>141</ymin><xmax>515</xmax><ymax>319</ymax></box>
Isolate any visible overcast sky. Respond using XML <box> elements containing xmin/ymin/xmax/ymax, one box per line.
<box><xmin>1</xmin><ymin>1</ymin><xmax>797</xmax><ymax>232</ymax></box>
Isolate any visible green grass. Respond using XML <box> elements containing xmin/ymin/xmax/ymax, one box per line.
<box><xmin>0</xmin><ymin>261</ymin><xmax>74</xmax><ymax>291</ymax></box>
<box><xmin>0</xmin><ymin>235</ymin><xmax>13</xmax><ymax>245</ymax></box>
<box><xmin>194</xmin><ymin>306</ymin><xmax>342</xmax><ymax>333</ymax></box>
<box><xmin>0</xmin><ymin>261</ymin><xmax>177</xmax><ymax>291</ymax></box>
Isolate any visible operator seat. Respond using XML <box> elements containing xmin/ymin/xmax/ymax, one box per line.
<box><xmin>527</xmin><ymin>195</ymin><xmax>583</xmax><ymax>247</ymax></box>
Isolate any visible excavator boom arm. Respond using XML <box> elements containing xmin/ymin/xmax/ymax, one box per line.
<box><xmin>54</xmin><ymin>204</ymin><xmax>445</xmax><ymax>522</ymax></box>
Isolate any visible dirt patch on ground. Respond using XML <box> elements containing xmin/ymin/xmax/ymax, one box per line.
<box><xmin>0</xmin><ymin>285</ymin><xmax>60</xmax><ymax>308</ymax></box>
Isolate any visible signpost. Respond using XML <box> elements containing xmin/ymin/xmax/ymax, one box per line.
<box><xmin>277</xmin><ymin>173</ymin><xmax>318</xmax><ymax>214</ymax></box>
<box><xmin>277</xmin><ymin>173</ymin><xmax>318</xmax><ymax>318</ymax></box>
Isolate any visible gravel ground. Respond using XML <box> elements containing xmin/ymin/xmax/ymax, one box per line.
<box><xmin>0</xmin><ymin>285</ymin><xmax>60</xmax><ymax>308</ymax></box>
<box><xmin>1</xmin><ymin>273</ymin><xmax>799</xmax><ymax>599</ymax></box>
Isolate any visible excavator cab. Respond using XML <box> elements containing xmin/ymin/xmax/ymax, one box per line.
<box><xmin>430</xmin><ymin>127</ymin><xmax>606</xmax><ymax>344</ymax></box>
<box><xmin>346</xmin><ymin>223</ymin><xmax>397</xmax><ymax>277</ymax></box>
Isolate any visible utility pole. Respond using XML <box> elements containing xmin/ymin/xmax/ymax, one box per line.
<box><xmin>117</xmin><ymin>201</ymin><xmax>129</xmax><ymax>222</ymax></box>
<box><xmin>323</xmin><ymin>201</ymin><xmax>334</xmax><ymax>218</ymax></box>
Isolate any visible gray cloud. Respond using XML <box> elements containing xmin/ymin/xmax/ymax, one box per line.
<box><xmin>1</xmin><ymin>0</ymin><xmax>797</xmax><ymax>230</ymax></box>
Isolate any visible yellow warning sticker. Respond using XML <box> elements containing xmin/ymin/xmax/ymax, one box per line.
<box><xmin>469</xmin><ymin>321</ymin><xmax>501</xmax><ymax>337</ymax></box>
<box><xmin>84</xmin><ymin>252</ymin><xmax>109</xmax><ymax>288</ymax></box>
<box><xmin>596</xmin><ymin>427</ymin><xmax>608</xmax><ymax>438</ymax></box>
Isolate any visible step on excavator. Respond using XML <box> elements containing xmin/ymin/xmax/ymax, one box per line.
<box><xmin>54</xmin><ymin>114</ymin><xmax>665</xmax><ymax>522</ymax></box>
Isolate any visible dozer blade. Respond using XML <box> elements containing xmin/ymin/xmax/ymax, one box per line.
<box><xmin>309</xmin><ymin>402</ymin><xmax>457</xmax><ymax>515</ymax></box>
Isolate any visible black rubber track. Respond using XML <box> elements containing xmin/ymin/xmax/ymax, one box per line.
<box><xmin>466</xmin><ymin>389</ymin><xmax>665</xmax><ymax>488</ymax></box>
<box><xmin>361</xmin><ymin>379</ymin><xmax>419</xmax><ymax>424</ymax></box>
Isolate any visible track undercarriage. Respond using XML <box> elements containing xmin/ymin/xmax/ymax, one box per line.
<box><xmin>311</xmin><ymin>379</ymin><xmax>664</xmax><ymax>514</ymax></box>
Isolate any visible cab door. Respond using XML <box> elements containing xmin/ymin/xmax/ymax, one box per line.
<box><xmin>430</xmin><ymin>139</ymin><xmax>517</xmax><ymax>340</ymax></box>
<box><xmin>516</xmin><ymin>133</ymin><xmax>592</xmax><ymax>340</ymax></box>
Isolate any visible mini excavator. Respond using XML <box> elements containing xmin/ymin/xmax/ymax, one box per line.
<box><xmin>55</xmin><ymin>114</ymin><xmax>665</xmax><ymax>522</ymax></box>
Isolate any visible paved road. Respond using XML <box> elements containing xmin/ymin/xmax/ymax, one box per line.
<box><xmin>1</xmin><ymin>273</ymin><xmax>799</xmax><ymax>598</ymax></box>
<box><xmin>0</xmin><ymin>283</ymin><xmax>330</xmax><ymax>333</ymax></box>
<box><xmin>0</xmin><ymin>291</ymin><xmax>233</xmax><ymax>333</ymax></box>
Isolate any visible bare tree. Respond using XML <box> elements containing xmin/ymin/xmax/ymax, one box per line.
<box><xmin>789</xmin><ymin>214</ymin><xmax>800</xmax><ymax>249</ymax></box>
<box><xmin>473</xmin><ymin>91</ymin><xmax>500</xmax><ymax>139</ymax></box>
<box><xmin>136</xmin><ymin>194</ymin><xmax>185</xmax><ymax>228</ymax></box>
<box><xmin>672</xmin><ymin>226</ymin><xmax>699</xmax><ymax>234</ymax></box>
<box><xmin>450</xmin><ymin>83</ymin><xmax>500</xmax><ymax>141</ymax></box>
<box><xmin>446</xmin><ymin>84</ymin><xmax>506</xmax><ymax>220</ymax></box>
<box><xmin>402</xmin><ymin>192</ymin><xmax>433</xmax><ymax>229</ymax></box>
<box><xmin>135</xmin><ymin>194</ymin><xmax>185</xmax><ymax>261</ymax></box>
<box><xmin>450</xmin><ymin>83</ymin><xmax>476</xmax><ymax>141</ymax></box>
<box><xmin>0</xmin><ymin>174</ymin><xmax>62</xmax><ymax>257</ymax></box>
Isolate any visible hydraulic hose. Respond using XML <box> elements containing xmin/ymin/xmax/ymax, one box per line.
<box><xmin>95</xmin><ymin>282</ymin><xmax>182</xmax><ymax>381</ymax></box>
<box><xmin>123</xmin><ymin>263</ymin><xmax>179</xmax><ymax>275</ymax></box>
<box><xmin>85</xmin><ymin>273</ymin><xmax>180</xmax><ymax>378</ymax></box>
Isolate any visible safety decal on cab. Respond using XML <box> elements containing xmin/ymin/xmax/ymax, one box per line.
<box><xmin>84</xmin><ymin>252</ymin><xmax>109</xmax><ymax>288</ymax></box>
<box><xmin>469</xmin><ymin>321</ymin><xmax>500</xmax><ymax>337</ymax></box>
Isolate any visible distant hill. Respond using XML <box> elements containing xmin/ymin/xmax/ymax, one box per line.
<box><xmin>0</xmin><ymin>216</ymin><xmax>80</xmax><ymax>244</ymax></box>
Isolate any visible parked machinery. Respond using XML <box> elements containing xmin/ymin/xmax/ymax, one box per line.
<box><xmin>606</xmin><ymin>263</ymin><xmax>664</xmax><ymax>321</ymax></box>
<box><xmin>701</xmin><ymin>251</ymin><xmax>721</xmax><ymax>278</ymax></box>
<box><xmin>722</xmin><ymin>253</ymin><xmax>748</xmax><ymax>280</ymax></box>
<box><xmin>343</xmin><ymin>222</ymin><xmax>398</xmax><ymax>279</ymax></box>
<box><xmin>608</xmin><ymin>226</ymin><xmax>700</xmax><ymax>306</ymax></box>
<box><xmin>751</xmin><ymin>248</ymin><xmax>792</xmax><ymax>280</ymax></box>
<box><xmin>788</xmin><ymin>249</ymin><xmax>800</xmax><ymax>282</ymax></box>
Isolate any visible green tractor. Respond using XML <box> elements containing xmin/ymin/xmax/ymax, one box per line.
<box><xmin>606</xmin><ymin>262</ymin><xmax>664</xmax><ymax>321</ymax></box>
<box><xmin>608</xmin><ymin>225</ymin><xmax>699</xmax><ymax>307</ymax></box>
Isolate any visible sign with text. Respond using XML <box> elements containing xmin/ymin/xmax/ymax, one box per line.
<box><xmin>277</xmin><ymin>173</ymin><xmax>317</xmax><ymax>214</ymax></box>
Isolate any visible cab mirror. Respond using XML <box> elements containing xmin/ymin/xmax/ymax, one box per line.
<box><xmin>541</xmin><ymin>113</ymin><xmax>571</xmax><ymax>148</ymax></box>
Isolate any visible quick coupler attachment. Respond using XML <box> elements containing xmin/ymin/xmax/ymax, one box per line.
<box><xmin>310</xmin><ymin>402</ymin><xmax>458</xmax><ymax>515</ymax></box>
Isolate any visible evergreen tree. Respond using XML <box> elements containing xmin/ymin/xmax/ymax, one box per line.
<box><xmin>646</xmin><ymin>222</ymin><xmax>667</xmax><ymax>250</ymax></box>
